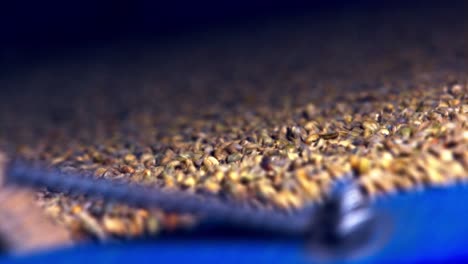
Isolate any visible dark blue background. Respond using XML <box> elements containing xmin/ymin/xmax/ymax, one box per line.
<box><xmin>0</xmin><ymin>0</ymin><xmax>455</xmax><ymax>63</ymax></box>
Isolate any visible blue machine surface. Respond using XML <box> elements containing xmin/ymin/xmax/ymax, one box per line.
<box><xmin>2</xmin><ymin>184</ymin><xmax>468</xmax><ymax>264</ymax></box>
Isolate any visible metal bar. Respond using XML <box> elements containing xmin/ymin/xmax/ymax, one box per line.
<box><xmin>4</xmin><ymin>160</ymin><xmax>314</xmax><ymax>236</ymax></box>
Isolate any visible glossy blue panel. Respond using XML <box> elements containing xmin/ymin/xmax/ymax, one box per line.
<box><xmin>2</xmin><ymin>184</ymin><xmax>468</xmax><ymax>264</ymax></box>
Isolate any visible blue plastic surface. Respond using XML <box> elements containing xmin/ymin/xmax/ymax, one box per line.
<box><xmin>2</xmin><ymin>184</ymin><xmax>468</xmax><ymax>264</ymax></box>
